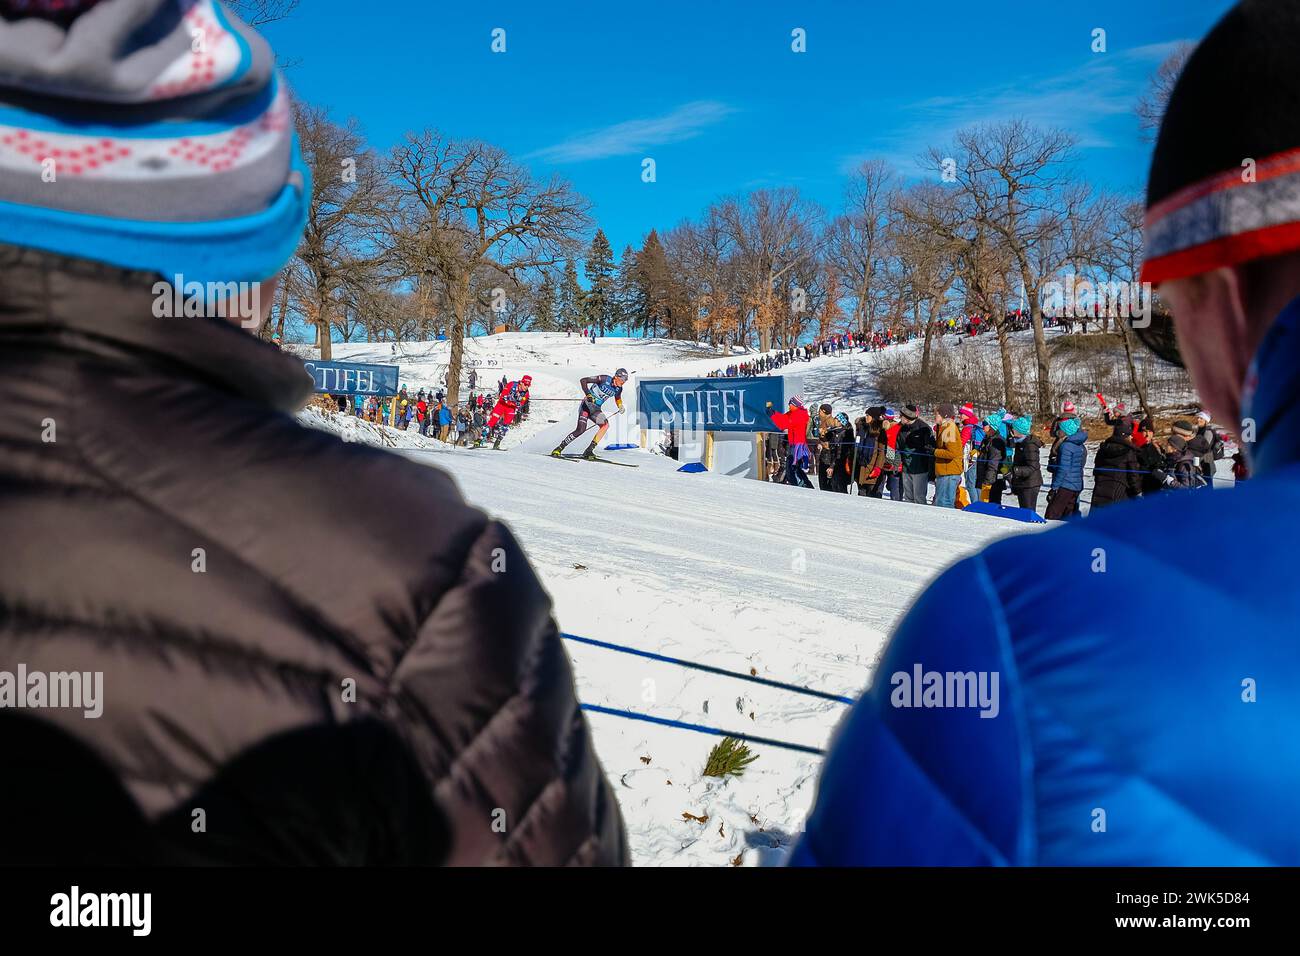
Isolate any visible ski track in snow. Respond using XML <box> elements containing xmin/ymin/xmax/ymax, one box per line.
<box><xmin>298</xmin><ymin>333</ymin><xmax>1083</xmax><ymax>866</ymax></box>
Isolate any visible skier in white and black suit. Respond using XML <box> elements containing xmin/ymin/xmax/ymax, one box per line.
<box><xmin>551</xmin><ymin>368</ymin><xmax>628</xmax><ymax>459</ymax></box>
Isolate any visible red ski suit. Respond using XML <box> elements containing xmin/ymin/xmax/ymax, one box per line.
<box><xmin>487</xmin><ymin>381</ymin><xmax>528</xmax><ymax>428</ymax></box>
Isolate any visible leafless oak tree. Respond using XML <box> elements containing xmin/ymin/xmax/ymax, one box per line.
<box><xmin>828</xmin><ymin>160</ymin><xmax>897</xmax><ymax>339</ymax></box>
<box><xmin>1136</xmin><ymin>43</ymin><xmax>1196</xmax><ymax>142</ymax></box>
<box><xmin>891</xmin><ymin>183</ymin><xmax>959</xmax><ymax>375</ymax></box>
<box><xmin>937</xmin><ymin>121</ymin><xmax>1081</xmax><ymax>415</ymax></box>
<box><xmin>385</xmin><ymin>131</ymin><xmax>590</xmax><ymax>405</ymax></box>
<box><xmin>292</xmin><ymin>104</ymin><xmax>392</xmax><ymax>360</ymax></box>
<box><xmin>718</xmin><ymin>188</ymin><xmax>823</xmax><ymax>351</ymax></box>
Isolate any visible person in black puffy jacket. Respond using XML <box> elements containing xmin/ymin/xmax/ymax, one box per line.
<box><xmin>1007</xmin><ymin>415</ymin><xmax>1043</xmax><ymax>512</ymax></box>
<box><xmin>1090</xmin><ymin>418</ymin><xmax>1144</xmax><ymax>508</ymax></box>
<box><xmin>1136</xmin><ymin>418</ymin><xmax>1167</xmax><ymax>496</ymax></box>
<box><xmin>0</xmin><ymin>0</ymin><xmax>624</xmax><ymax>869</ymax></box>
<box><xmin>975</xmin><ymin>414</ymin><xmax>1009</xmax><ymax>504</ymax></box>
<box><xmin>896</xmin><ymin>405</ymin><xmax>935</xmax><ymax>503</ymax></box>
<box><xmin>829</xmin><ymin>412</ymin><xmax>855</xmax><ymax>493</ymax></box>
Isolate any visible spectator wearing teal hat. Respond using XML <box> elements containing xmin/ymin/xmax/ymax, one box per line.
<box><xmin>1045</xmin><ymin>416</ymin><xmax>1089</xmax><ymax>519</ymax></box>
<box><xmin>1007</xmin><ymin>415</ymin><xmax>1044</xmax><ymax>512</ymax></box>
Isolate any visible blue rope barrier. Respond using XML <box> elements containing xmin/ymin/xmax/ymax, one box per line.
<box><xmin>579</xmin><ymin>703</ymin><xmax>827</xmax><ymax>756</ymax></box>
<box><xmin>561</xmin><ymin>632</ymin><xmax>856</xmax><ymax>705</ymax></box>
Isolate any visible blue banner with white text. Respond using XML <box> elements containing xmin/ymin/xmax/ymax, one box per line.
<box><xmin>303</xmin><ymin>360</ymin><xmax>400</xmax><ymax>396</ymax></box>
<box><xmin>637</xmin><ymin>376</ymin><xmax>784</xmax><ymax>432</ymax></box>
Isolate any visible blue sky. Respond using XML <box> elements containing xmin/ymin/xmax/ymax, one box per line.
<box><xmin>262</xmin><ymin>0</ymin><xmax>1234</xmax><ymax>257</ymax></box>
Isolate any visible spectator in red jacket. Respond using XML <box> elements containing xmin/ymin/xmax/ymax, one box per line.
<box><xmin>415</xmin><ymin>396</ymin><xmax>429</xmax><ymax>437</ymax></box>
<box><xmin>768</xmin><ymin>397</ymin><xmax>813</xmax><ymax>488</ymax></box>
<box><xmin>881</xmin><ymin>407</ymin><xmax>903</xmax><ymax>500</ymax></box>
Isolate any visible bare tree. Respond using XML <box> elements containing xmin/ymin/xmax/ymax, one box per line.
<box><xmin>962</xmin><ymin>225</ymin><xmax>1018</xmax><ymax>409</ymax></box>
<box><xmin>891</xmin><ymin>183</ymin><xmax>959</xmax><ymax>375</ymax></box>
<box><xmin>940</xmin><ymin>121</ymin><xmax>1080</xmax><ymax>416</ymax></box>
<box><xmin>292</xmin><ymin>104</ymin><xmax>392</xmax><ymax>360</ymax></box>
<box><xmin>719</xmin><ymin>188</ymin><xmax>822</xmax><ymax>351</ymax></box>
<box><xmin>1136</xmin><ymin>43</ymin><xmax>1195</xmax><ymax>142</ymax></box>
<box><xmin>828</xmin><ymin>160</ymin><xmax>897</xmax><ymax>338</ymax></box>
<box><xmin>898</xmin><ymin>176</ymin><xmax>1017</xmax><ymax>407</ymax></box>
<box><xmin>386</xmin><ymin>131</ymin><xmax>590</xmax><ymax>405</ymax></box>
<box><xmin>226</xmin><ymin>0</ymin><xmax>300</xmax><ymax>27</ymax></box>
<box><xmin>663</xmin><ymin>212</ymin><xmax>738</xmax><ymax>345</ymax></box>
<box><xmin>1094</xmin><ymin>195</ymin><xmax>1153</xmax><ymax>414</ymax></box>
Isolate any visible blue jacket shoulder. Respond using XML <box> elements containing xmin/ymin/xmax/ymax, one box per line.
<box><xmin>795</xmin><ymin>469</ymin><xmax>1300</xmax><ymax>866</ymax></box>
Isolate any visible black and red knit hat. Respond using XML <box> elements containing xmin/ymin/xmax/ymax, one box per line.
<box><xmin>1142</xmin><ymin>1</ymin><xmax>1300</xmax><ymax>285</ymax></box>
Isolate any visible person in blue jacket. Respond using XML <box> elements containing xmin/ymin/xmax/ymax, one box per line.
<box><xmin>1045</xmin><ymin>418</ymin><xmax>1087</xmax><ymax>520</ymax></box>
<box><xmin>791</xmin><ymin>0</ymin><xmax>1300</xmax><ymax>867</ymax></box>
<box><xmin>438</xmin><ymin>400</ymin><xmax>453</xmax><ymax>441</ymax></box>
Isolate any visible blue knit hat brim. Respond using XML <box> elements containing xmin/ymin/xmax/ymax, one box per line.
<box><xmin>0</xmin><ymin>0</ymin><xmax>308</xmax><ymax>282</ymax></box>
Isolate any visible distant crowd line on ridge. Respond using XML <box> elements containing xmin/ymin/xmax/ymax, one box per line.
<box><xmin>704</xmin><ymin>310</ymin><xmax>1085</xmax><ymax>378</ymax></box>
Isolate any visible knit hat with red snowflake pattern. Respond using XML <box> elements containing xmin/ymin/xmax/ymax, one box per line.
<box><xmin>0</xmin><ymin>0</ymin><xmax>308</xmax><ymax>283</ymax></box>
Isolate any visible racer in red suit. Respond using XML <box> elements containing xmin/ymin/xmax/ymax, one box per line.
<box><xmin>482</xmin><ymin>375</ymin><xmax>531</xmax><ymax>448</ymax></box>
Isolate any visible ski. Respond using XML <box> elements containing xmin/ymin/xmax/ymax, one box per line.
<box><xmin>558</xmin><ymin>454</ymin><xmax>638</xmax><ymax>467</ymax></box>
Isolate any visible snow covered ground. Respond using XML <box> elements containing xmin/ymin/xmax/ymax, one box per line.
<box><xmin>300</xmin><ymin>332</ymin><xmax>1053</xmax><ymax>865</ymax></box>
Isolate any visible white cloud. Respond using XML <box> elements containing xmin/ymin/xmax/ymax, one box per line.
<box><xmin>526</xmin><ymin>100</ymin><xmax>736</xmax><ymax>163</ymax></box>
<box><xmin>841</xmin><ymin>40</ymin><xmax>1194</xmax><ymax>176</ymax></box>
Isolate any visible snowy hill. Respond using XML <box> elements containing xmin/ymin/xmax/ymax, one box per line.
<box><xmin>299</xmin><ymin>332</ymin><xmax>1046</xmax><ymax>865</ymax></box>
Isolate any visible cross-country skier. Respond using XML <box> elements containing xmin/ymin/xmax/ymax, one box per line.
<box><xmin>551</xmin><ymin>368</ymin><xmax>628</xmax><ymax>459</ymax></box>
<box><xmin>481</xmin><ymin>374</ymin><xmax>532</xmax><ymax>449</ymax></box>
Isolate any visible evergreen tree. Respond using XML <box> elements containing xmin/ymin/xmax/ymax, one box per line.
<box><xmin>634</xmin><ymin>230</ymin><xmax>674</xmax><ymax>338</ymax></box>
<box><xmin>583</xmin><ymin>229</ymin><xmax>617</xmax><ymax>335</ymax></box>
<box><xmin>615</xmin><ymin>243</ymin><xmax>641</xmax><ymax>334</ymax></box>
<box><xmin>557</xmin><ymin>258</ymin><xmax>585</xmax><ymax>330</ymax></box>
<box><xmin>533</xmin><ymin>270</ymin><xmax>558</xmax><ymax>331</ymax></box>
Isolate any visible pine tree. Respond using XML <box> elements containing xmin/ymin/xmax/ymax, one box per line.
<box><xmin>634</xmin><ymin>230</ymin><xmax>674</xmax><ymax>339</ymax></box>
<box><xmin>533</xmin><ymin>271</ymin><xmax>557</xmax><ymax>331</ymax></box>
<box><xmin>615</xmin><ymin>244</ymin><xmax>641</xmax><ymax>335</ymax></box>
<box><xmin>557</xmin><ymin>258</ymin><xmax>585</xmax><ymax>330</ymax></box>
<box><xmin>583</xmin><ymin>229</ymin><xmax>617</xmax><ymax>335</ymax></box>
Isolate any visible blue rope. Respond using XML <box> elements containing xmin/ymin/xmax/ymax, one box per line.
<box><xmin>579</xmin><ymin>703</ymin><xmax>826</xmax><ymax>756</ymax></box>
<box><xmin>561</xmin><ymin>632</ymin><xmax>855</xmax><ymax>705</ymax></box>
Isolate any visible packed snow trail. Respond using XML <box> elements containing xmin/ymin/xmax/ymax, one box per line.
<box><xmin>301</xmin><ymin>332</ymin><xmax>1057</xmax><ymax>864</ymax></box>
<box><xmin>394</xmin><ymin>436</ymin><xmax>1031</xmax><ymax>865</ymax></box>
